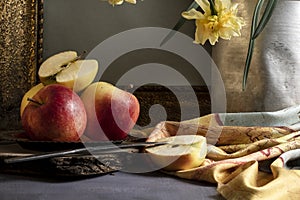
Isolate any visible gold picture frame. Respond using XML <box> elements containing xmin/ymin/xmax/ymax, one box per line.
<box><xmin>0</xmin><ymin>0</ymin><xmax>44</xmax><ymax>130</ymax></box>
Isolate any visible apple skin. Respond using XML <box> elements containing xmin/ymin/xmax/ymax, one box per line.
<box><xmin>21</xmin><ymin>84</ymin><xmax>87</xmax><ymax>142</ymax></box>
<box><xmin>81</xmin><ymin>82</ymin><xmax>140</xmax><ymax>141</ymax></box>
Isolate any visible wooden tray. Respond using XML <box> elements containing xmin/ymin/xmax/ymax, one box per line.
<box><xmin>0</xmin><ymin>131</ymin><xmax>142</xmax><ymax>177</ymax></box>
<box><xmin>0</xmin><ymin>143</ymin><xmax>141</xmax><ymax>177</ymax></box>
<box><xmin>0</xmin><ymin>131</ymin><xmax>125</xmax><ymax>151</ymax></box>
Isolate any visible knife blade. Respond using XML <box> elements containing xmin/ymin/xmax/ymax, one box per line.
<box><xmin>4</xmin><ymin>141</ymin><xmax>167</xmax><ymax>164</ymax></box>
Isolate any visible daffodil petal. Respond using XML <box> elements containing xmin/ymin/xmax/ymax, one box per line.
<box><xmin>208</xmin><ymin>33</ymin><xmax>219</xmax><ymax>45</ymax></box>
<box><xmin>125</xmin><ymin>0</ymin><xmax>136</xmax><ymax>4</ymax></box>
<box><xmin>182</xmin><ymin>0</ymin><xmax>245</xmax><ymax>45</ymax></box>
<box><xmin>194</xmin><ymin>22</ymin><xmax>208</xmax><ymax>45</ymax></box>
<box><xmin>195</xmin><ymin>0</ymin><xmax>211</xmax><ymax>15</ymax></box>
<box><xmin>108</xmin><ymin>0</ymin><xmax>137</xmax><ymax>6</ymax></box>
<box><xmin>108</xmin><ymin>0</ymin><xmax>124</xmax><ymax>6</ymax></box>
<box><xmin>182</xmin><ymin>8</ymin><xmax>204</xmax><ymax>20</ymax></box>
<box><xmin>224</xmin><ymin>0</ymin><xmax>232</xmax><ymax>8</ymax></box>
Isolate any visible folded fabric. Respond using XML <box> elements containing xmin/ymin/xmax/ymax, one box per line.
<box><xmin>146</xmin><ymin>115</ymin><xmax>300</xmax><ymax>200</ymax></box>
<box><xmin>217</xmin><ymin>149</ymin><xmax>300</xmax><ymax>200</ymax></box>
<box><xmin>146</xmin><ymin>114</ymin><xmax>295</xmax><ymax>145</ymax></box>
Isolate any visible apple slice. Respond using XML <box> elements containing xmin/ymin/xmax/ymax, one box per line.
<box><xmin>38</xmin><ymin>51</ymin><xmax>78</xmax><ymax>85</ymax></box>
<box><xmin>38</xmin><ymin>51</ymin><xmax>98</xmax><ymax>92</ymax></box>
<box><xmin>56</xmin><ymin>60</ymin><xmax>98</xmax><ymax>92</ymax></box>
<box><xmin>145</xmin><ymin>135</ymin><xmax>207</xmax><ymax>171</ymax></box>
<box><xmin>20</xmin><ymin>83</ymin><xmax>44</xmax><ymax>117</ymax></box>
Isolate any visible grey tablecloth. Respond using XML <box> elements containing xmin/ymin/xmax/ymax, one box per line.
<box><xmin>0</xmin><ymin>171</ymin><xmax>222</xmax><ymax>200</ymax></box>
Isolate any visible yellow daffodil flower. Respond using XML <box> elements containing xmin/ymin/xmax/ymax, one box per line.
<box><xmin>182</xmin><ymin>0</ymin><xmax>245</xmax><ymax>45</ymax></box>
<box><xmin>108</xmin><ymin>0</ymin><xmax>137</xmax><ymax>6</ymax></box>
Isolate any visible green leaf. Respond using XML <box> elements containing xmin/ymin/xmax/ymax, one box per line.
<box><xmin>242</xmin><ymin>0</ymin><xmax>266</xmax><ymax>90</ymax></box>
<box><xmin>208</xmin><ymin>0</ymin><xmax>218</xmax><ymax>15</ymax></box>
<box><xmin>160</xmin><ymin>1</ymin><xmax>199</xmax><ymax>46</ymax></box>
<box><xmin>252</xmin><ymin>0</ymin><xmax>279</xmax><ymax>39</ymax></box>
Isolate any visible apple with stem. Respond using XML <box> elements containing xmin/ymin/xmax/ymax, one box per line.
<box><xmin>80</xmin><ymin>82</ymin><xmax>140</xmax><ymax>141</ymax></box>
<box><xmin>20</xmin><ymin>83</ymin><xmax>44</xmax><ymax>117</ymax></box>
<box><xmin>21</xmin><ymin>84</ymin><xmax>87</xmax><ymax>142</ymax></box>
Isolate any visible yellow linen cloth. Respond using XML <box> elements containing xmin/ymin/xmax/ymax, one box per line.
<box><xmin>145</xmin><ymin>114</ymin><xmax>300</xmax><ymax>200</ymax></box>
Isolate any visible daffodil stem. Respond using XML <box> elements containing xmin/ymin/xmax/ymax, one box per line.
<box><xmin>243</xmin><ymin>0</ymin><xmax>277</xmax><ymax>90</ymax></box>
<box><xmin>208</xmin><ymin>0</ymin><xmax>218</xmax><ymax>15</ymax></box>
<box><xmin>242</xmin><ymin>0</ymin><xmax>265</xmax><ymax>91</ymax></box>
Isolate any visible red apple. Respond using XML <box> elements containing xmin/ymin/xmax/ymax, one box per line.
<box><xmin>80</xmin><ymin>82</ymin><xmax>140</xmax><ymax>141</ymax></box>
<box><xmin>21</xmin><ymin>84</ymin><xmax>87</xmax><ymax>142</ymax></box>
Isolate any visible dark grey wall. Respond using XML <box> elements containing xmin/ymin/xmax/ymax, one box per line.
<box><xmin>43</xmin><ymin>0</ymin><xmax>211</xmax><ymax>85</ymax></box>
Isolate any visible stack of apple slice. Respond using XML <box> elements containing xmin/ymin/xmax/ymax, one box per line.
<box><xmin>146</xmin><ymin>135</ymin><xmax>207</xmax><ymax>171</ymax></box>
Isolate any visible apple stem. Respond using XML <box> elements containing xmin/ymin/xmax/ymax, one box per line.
<box><xmin>62</xmin><ymin>50</ymin><xmax>87</xmax><ymax>68</ymax></box>
<box><xmin>76</xmin><ymin>50</ymin><xmax>87</xmax><ymax>60</ymax></box>
<box><xmin>125</xmin><ymin>83</ymin><xmax>134</xmax><ymax>92</ymax></box>
<box><xmin>27</xmin><ymin>98</ymin><xmax>43</xmax><ymax>106</ymax></box>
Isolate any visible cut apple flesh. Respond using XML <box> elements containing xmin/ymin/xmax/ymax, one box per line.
<box><xmin>38</xmin><ymin>51</ymin><xmax>99</xmax><ymax>92</ymax></box>
<box><xmin>145</xmin><ymin>135</ymin><xmax>207</xmax><ymax>171</ymax></box>
<box><xmin>56</xmin><ymin>60</ymin><xmax>98</xmax><ymax>92</ymax></box>
<box><xmin>39</xmin><ymin>51</ymin><xmax>78</xmax><ymax>84</ymax></box>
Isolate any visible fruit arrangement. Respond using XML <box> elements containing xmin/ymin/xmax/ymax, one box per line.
<box><xmin>20</xmin><ymin>50</ymin><xmax>207</xmax><ymax>171</ymax></box>
<box><xmin>21</xmin><ymin>50</ymin><xmax>140</xmax><ymax>142</ymax></box>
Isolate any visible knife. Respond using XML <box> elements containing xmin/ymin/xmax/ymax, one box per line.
<box><xmin>4</xmin><ymin>141</ymin><xmax>167</xmax><ymax>164</ymax></box>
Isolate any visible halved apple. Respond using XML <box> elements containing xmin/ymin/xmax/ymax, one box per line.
<box><xmin>38</xmin><ymin>51</ymin><xmax>78</xmax><ymax>85</ymax></box>
<box><xmin>20</xmin><ymin>83</ymin><xmax>44</xmax><ymax>117</ymax></box>
<box><xmin>56</xmin><ymin>60</ymin><xmax>98</xmax><ymax>92</ymax></box>
<box><xmin>38</xmin><ymin>51</ymin><xmax>98</xmax><ymax>92</ymax></box>
<box><xmin>145</xmin><ymin>135</ymin><xmax>207</xmax><ymax>171</ymax></box>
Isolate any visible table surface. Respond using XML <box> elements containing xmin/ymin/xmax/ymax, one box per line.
<box><xmin>0</xmin><ymin>142</ymin><xmax>223</xmax><ymax>200</ymax></box>
<box><xmin>0</xmin><ymin>171</ymin><xmax>223</xmax><ymax>200</ymax></box>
